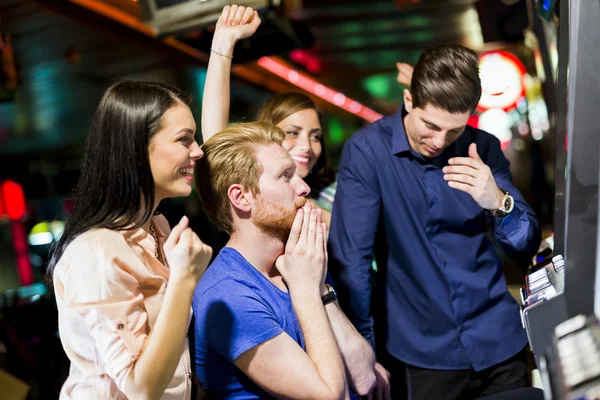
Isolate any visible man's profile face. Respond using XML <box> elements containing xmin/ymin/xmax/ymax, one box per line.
<box><xmin>404</xmin><ymin>90</ymin><xmax>471</xmax><ymax>158</ymax></box>
<box><xmin>251</xmin><ymin>143</ymin><xmax>309</xmax><ymax>241</ymax></box>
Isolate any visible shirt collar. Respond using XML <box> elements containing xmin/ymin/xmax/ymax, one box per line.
<box><xmin>121</xmin><ymin>216</ymin><xmax>166</xmax><ymax>244</ymax></box>
<box><xmin>391</xmin><ymin>105</ymin><xmax>412</xmax><ymax>156</ymax></box>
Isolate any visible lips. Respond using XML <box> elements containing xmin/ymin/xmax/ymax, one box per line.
<box><xmin>291</xmin><ymin>154</ymin><xmax>311</xmax><ymax>165</ymax></box>
<box><xmin>424</xmin><ymin>145</ymin><xmax>441</xmax><ymax>154</ymax></box>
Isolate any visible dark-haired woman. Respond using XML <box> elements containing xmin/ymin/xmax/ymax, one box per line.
<box><xmin>48</xmin><ymin>81</ymin><xmax>212</xmax><ymax>399</ymax></box>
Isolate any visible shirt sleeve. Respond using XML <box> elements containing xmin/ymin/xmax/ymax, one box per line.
<box><xmin>485</xmin><ymin>137</ymin><xmax>542</xmax><ymax>262</ymax></box>
<box><xmin>54</xmin><ymin>232</ymin><xmax>150</xmax><ymax>393</ymax></box>
<box><xmin>203</xmin><ymin>282</ymin><xmax>284</xmax><ymax>363</ymax></box>
<box><xmin>328</xmin><ymin>138</ymin><xmax>381</xmax><ymax>348</ymax></box>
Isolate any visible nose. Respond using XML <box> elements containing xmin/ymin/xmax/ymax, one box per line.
<box><xmin>432</xmin><ymin>133</ymin><xmax>445</xmax><ymax>150</ymax></box>
<box><xmin>296</xmin><ymin>132</ymin><xmax>310</xmax><ymax>152</ymax></box>
<box><xmin>190</xmin><ymin>141</ymin><xmax>204</xmax><ymax>161</ymax></box>
<box><xmin>294</xmin><ymin>174</ymin><xmax>311</xmax><ymax>197</ymax></box>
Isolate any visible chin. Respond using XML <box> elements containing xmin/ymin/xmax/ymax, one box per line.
<box><xmin>295</xmin><ymin>167</ymin><xmax>310</xmax><ymax>179</ymax></box>
<box><xmin>168</xmin><ymin>185</ymin><xmax>192</xmax><ymax>198</ymax></box>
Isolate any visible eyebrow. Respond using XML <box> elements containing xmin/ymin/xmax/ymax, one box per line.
<box><xmin>421</xmin><ymin>118</ymin><xmax>465</xmax><ymax>132</ymax></box>
<box><xmin>287</xmin><ymin>125</ymin><xmax>322</xmax><ymax>133</ymax></box>
<box><xmin>175</xmin><ymin>128</ymin><xmax>195</xmax><ymax>135</ymax></box>
<box><xmin>275</xmin><ymin>160</ymin><xmax>296</xmax><ymax>176</ymax></box>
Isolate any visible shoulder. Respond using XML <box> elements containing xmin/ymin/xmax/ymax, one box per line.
<box><xmin>193</xmin><ymin>251</ymin><xmax>266</xmax><ymax>309</ymax></box>
<box><xmin>55</xmin><ymin>228</ymin><xmax>132</xmax><ymax>273</ymax></box>
<box><xmin>347</xmin><ymin>114</ymin><xmax>394</xmax><ymax>147</ymax></box>
<box><xmin>457</xmin><ymin>126</ymin><xmax>504</xmax><ymax>163</ymax></box>
<box><xmin>463</xmin><ymin>126</ymin><xmax>501</xmax><ymax>151</ymax></box>
<box><xmin>152</xmin><ymin>214</ymin><xmax>171</xmax><ymax>236</ymax></box>
<box><xmin>53</xmin><ymin>229</ymin><xmax>140</xmax><ymax>300</ymax></box>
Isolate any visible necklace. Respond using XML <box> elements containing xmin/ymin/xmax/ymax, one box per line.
<box><xmin>148</xmin><ymin>221</ymin><xmax>159</xmax><ymax>260</ymax></box>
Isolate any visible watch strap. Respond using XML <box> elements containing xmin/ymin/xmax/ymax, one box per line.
<box><xmin>322</xmin><ymin>284</ymin><xmax>337</xmax><ymax>305</ymax></box>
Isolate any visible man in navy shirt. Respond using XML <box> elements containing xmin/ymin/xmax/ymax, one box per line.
<box><xmin>192</xmin><ymin>122</ymin><xmax>376</xmax><ymax>399</ymax></box>
<box><xmin>328</xmin><ymin>45</ymin><xmax>541</xmax><ymax>400</ymax></box>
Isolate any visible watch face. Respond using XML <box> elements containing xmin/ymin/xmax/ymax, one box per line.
<box><xmin>503</xmin><ymin>195</ymin><xmax>514</xmax><ymax>213</ymax></box>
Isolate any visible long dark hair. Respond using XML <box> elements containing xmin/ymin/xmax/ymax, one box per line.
<box><xmin>47</xmin><ymin>81</ymin><xmax>191</xmax><ymax>278</ymax></box>
<box><xmin>257</xmin><ymin>92</ymin><xmax>336</xmax><ymax>195</ymax></box>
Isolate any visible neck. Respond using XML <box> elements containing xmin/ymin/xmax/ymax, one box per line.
<box><xmin>142</xmin><ymin>196</ymin><xmax>162</xmax><ymax>232</ymax></box>
<box><xmin>403</xmin><ymin>113</ymin><xmax>418</xmax><ymax>153</ymax></box>
<box><xmin>227</xmin><ymin>223</ymin><xmax>284</xmax><ymax>276</ymax></box>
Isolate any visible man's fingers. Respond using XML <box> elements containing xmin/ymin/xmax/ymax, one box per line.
<box><xmin>286</xmin><ymin>209</ymin><xmax>304</xmax><ymax>249</ymax></box>
<box><xmin>315</xmin><ymin>211</ymin><xmax>324</xmax><ymax>257</ymax></box>
<box><xmin>296</xmin><ymin>203</ymin><xmax>312</xmax><ymax>248</ymax></box>
<box><xmin>384</xmin><ymin>381</ymin><xmax>392</xmax><ymax>400</ymax></box>
<box><xmin>444</xmin><ymin>173</ymin><xmax>475</xmax><ymax>186</ymax></box>
<box><xmin>443</xmin><ymin>165</ymin><xmax>479</xmax><ymax>177</ymax></box>
<box><xmin>448</xmin><ymin>156</ymin><xmax>480</xmax><ymax>169</ymax></box>
<box><xmin>376</xmin><ymin>382</ymin><xmax>384</xmax><ymax>400</ymax></box>
<box><xmin>469</xmin><ymin>142</ymin><xmax>482</xmax><ymax>161</ymax></box>
<box><xmin>306</xmin><ymin>208</ymin><xmax>318</xmax><ymax>252</ymax></box>
<box><xmin>447</xmin><ymin>180</ymin><xmax>473</xmax><ymax>195</ymax></box>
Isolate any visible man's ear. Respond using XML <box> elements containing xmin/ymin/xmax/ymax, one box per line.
<box><xmin>228</xmin><ymin>184</ymin><xmax>252</xmax><ymax>213</ymax></box>
<box><xmin>403</xmin><ymin>89</ymin><xmax>414</xmax><ymax>113</ymax></box>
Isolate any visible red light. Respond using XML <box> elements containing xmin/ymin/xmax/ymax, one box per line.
<box><xmin>289</xmin><ymin>50</ymin><xmax>322</xmax><ymax>74</ymax></box>
<box><xmin>467</xmin><ymin>115</ymin><xmax>479</xmax><ymax>128</ymax></box>
<box><xmin>258</xmin><ymin>57</ymin><xmax>383</xmax><ymax>123</ymax></box>
<box><xmin>3</xmin><ymin>180</ymin><xmax>26</xmax><ymax>220</ymax></box>
<box><xmin>478</xmin><ymin>50</ymin><xmax>527</xmax><ymax>112</ymax></box>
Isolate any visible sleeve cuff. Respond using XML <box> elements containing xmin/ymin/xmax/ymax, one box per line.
<box><xmin>229</xmin><ymin>327</ymin><xmax>284</xmax><ymax>362</ymax></box>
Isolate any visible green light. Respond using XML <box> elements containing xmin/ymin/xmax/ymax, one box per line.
<box><xmin>192</xmin><ymin>68</ymin><xmax>207</xmax><ymax>102</ymax></box>
<box><xmin>344</xmin><ymin>36</ymin><xmax>366</xmax><ymax>47</ymax></box>
<box><xmin>363</xmin><ymin>74</ymin><xmax>391</xmax><ymax>98</ymax></box>
<box><xmin>338</xmin><ymin>22</ymin><xmax>363</xmax><ymax>34</ymax></box>
<box><xmin>328</xmin><ymin>118</ymin><xmax>344</xmax><ymax>145</ymax></box>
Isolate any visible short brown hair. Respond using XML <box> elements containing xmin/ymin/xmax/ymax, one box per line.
<box><xmin>411</xmin><ymin>44</ymin><xmax>481</xmax><ymax>113</ymax></box>
<box><xmin>257</xmin><ymin>92</ymin><xmax>335</xmax><ymax>195</ymax></box>
<box><xmin>194</xmin><ymin>121</ymin><xmax>285</xmax><ymax>232</ymax></box>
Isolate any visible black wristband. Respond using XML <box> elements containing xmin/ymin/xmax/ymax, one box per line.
<box><xmin>322</xmin><ymin>284</ymin><xmax>337</xmax><ymax>305</ymax></box>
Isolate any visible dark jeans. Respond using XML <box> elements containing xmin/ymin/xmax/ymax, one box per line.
<box><xmin>383</xmin><ymin>347</ymin><xmax>530</xmax><ymax>400</ymax></box>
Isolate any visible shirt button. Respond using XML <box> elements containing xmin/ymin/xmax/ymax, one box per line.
<box><xmin>117</xmin><ymin>323</ymin><xmax>124</xmax><ymax>330</ymax></box>
<box><xmin>431</xmin><ymin>197</ymin><xmax>438</xmax><ymax>204</ymax></box>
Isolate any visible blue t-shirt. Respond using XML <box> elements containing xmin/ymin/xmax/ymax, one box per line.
<box><xmin>192</xmin><ymin>247</ymin><xmax>305</xmax><ymax>399</ymax></box>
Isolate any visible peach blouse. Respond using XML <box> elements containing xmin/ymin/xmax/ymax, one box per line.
<box><xmin>53</xmin><ymin>215</ymin><xmax>192</xmax><ymax>399</ymax></box>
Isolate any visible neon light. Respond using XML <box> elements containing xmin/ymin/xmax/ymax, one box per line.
<box><xmin>477</xmin><ymin>108</ymin><xmax>512</xmax><ymax>150</ymax></box>
<box><xmin>2</xmin><ymin>180</ymin><xmax>26</xmax><ymax>220</ymax></box>
<box><xmin>28</xmin><ymin>232</ymin><xmax>54</xmax><ymax>246</ymax></box>
<box><xmin>257</xmin><ymin>57</ymin><xmax>383</xmax><ymax>123</ymax></box>
<box><xmin>0</xmin><ymin>189</ymin><xmax>4</xmax><ymax>218</ymax></box>
<box><xmin>478</xmin><ymin>51</ymin><xmax>526</xmax><ymax>112</ymax></box>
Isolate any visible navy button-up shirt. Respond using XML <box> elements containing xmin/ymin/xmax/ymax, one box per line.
<box><xmin>328</xmin><ymin>107</ymin><xmax>541</xmax><ymax>371</ymax></box>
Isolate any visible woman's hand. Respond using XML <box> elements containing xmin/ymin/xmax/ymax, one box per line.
<box><xmin>163</xmin><ymin>216</ymin><xmax>212</xmax><ymax>284</ymax></box>
<box><xmin>212</xmin><ymin>5</ymin><xmax>262</xmax><ymax>54</ymax></box>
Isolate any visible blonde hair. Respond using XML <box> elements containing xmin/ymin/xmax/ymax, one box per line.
<box><xmin>194</xmin><ymin>122</ymin><xmax>286</xmax><ymax>232</ymax></box>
